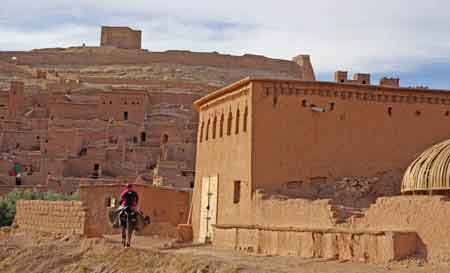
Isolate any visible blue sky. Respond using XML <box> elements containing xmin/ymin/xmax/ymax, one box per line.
<box><xmin>1</xmin><ymin>0</ymin><xmax>450</xmax><ymax>89</ymax></box>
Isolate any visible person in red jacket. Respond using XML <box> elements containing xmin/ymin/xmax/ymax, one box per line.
<box><xmin>120</xmin><ymin>183</ymin><xmax>139</xmax><ymax>209</ymax></box>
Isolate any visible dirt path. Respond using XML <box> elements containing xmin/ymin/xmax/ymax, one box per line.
<box><xmin>1</xmin><ymin>229</ymin><xmax>450</xmax><ymax>273</ymax></box>
<box><xmin>105</xmin><ymin>234</ymin><xmax>450</xmax><ymax>273</ymax></box>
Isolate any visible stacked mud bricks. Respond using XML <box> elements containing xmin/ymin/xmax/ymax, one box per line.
<box><xmin>15</xmin><ymin>200</ymin><xmax>87</xmax><ymax>234</ymax></box>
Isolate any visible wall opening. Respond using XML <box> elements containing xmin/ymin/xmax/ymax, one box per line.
<box><xmin>162</xmin><ymin>134</ymin><xmax>169</xmax><ymax>144</ymax></box>
<box><xmin>235</xmin><ymin>109</ymin><xmax>240</xmax><ymax>135</ymax></box>
<box><xmin>206</xmin><ymin>119</ymin><xmax>210</xmax><ymax>141</ymax></box>
<box><xmin>123</xmin><ymin>111</ymin><xmax>128</xmax><ymax>120</ymax></box>
<box><xmin>446</xmin><ymin>110</ymin><xmax>450</xmax><ymax>116</ymax></box>
<box><xmin>302</xmin><ymin>99</ymin><xmax>307</xmax><ymax>107</ymax></box>
<box><xmin>212</xmin><ymin>116</ymin><xmax>217</xmax><ymax>139</ymax></box>
<box><xmin>243</xmin><ymin>107</ymin><xmax>248</xmax><ymax>132</ymax></box>
<box><xmin>330</xmin><ymin>102</ymin><xmax>335</xmax><ymax>111</ymax></box>
<box><xmin>200</xmin><ymin>122</ymin><xmax>204</xmax><ymax>142</ymax></box>
<box><xmin>416</xmin><ymin>110</ymin><xmax>422</xmax><ymax>116</ymax></box>
<box><xmin>388</xmin><ymin>107</ymin><xmax>392</xmax><ymax>116</ymax></box>
<box><xmin>219</xmin><ymin>114</ymin><xmax>224</xmax><ymax>138</ymax></box>
<box><xmin>273</xmin><ymin>96</ymin><xmax>278</xmax><ymax>107</ymax></box>
<box><xmin>133</xmin><ymin>136</ymin><xmax>138</xmax><ymax>143</ymax></box>
<box><xmin>227</xmin><ymin>112</ymin><xmax>232</xmax><ymax>136</ymax></box>
<box><xmin>15</xmin><ymin>175</ymin><xmax>22</xmax><ymax>186</ymax></box>
<box><xmin>93</xmin><ymin>164</ymin><xmax>100</xmax><ymax>179</ymax></box>
<box><xmin>233</xmin><ymin>180</ymin><xmax>241</xmax><ymax>204</ymax></box>
<box><xmin>141</xmin><ymin>132</ymin><xmax>146</xmax><ymax>142</ymax></box>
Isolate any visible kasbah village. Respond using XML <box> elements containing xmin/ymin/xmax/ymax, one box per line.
<box><xmin>1</xmin><ymin>22</ymin><xmax>450</xmax><ymax>273</ymax></box>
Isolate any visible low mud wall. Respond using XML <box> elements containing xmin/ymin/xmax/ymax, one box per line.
<box><xmin>252</xmin><ymin>190</ymin><xmax>335</xmax><ymax>228</ymax></box>
<box><xmin>213</xmin><ymin>225</ymin><xmax>417</xmax><ymax>264</ymax></box>
<box><xmin>356</xmin><ymin>196</ymin><xmax>450</xmax><ymax>262</ymax></box>
<box><xmin>79</xmin><ymin>183</ymin><xmax>190</xmax><ymax>237</ymax></box>
<box><xmin>15</xmin><ymin>200</ymin><xmax>87</xmax><ymax>234</ymax></box>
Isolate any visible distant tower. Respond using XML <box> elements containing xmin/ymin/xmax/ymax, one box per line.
<box><xmin>292</xmin><ymin>54</ymin><xmax>316</xmax><ymax>81</ymax></box>
<box><xmin>100</xmin><ymin>26</ymin><xmax>142</xmax><ymax>49</ymax></box>
<box><xmin>8</xmin><ymin>81</ymin><xmax>25</xmax><ymax>119</ymax></box>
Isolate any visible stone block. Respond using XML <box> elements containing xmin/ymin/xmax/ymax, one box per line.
<box><xmin>237</xmin><ymin>228</ymin><xmax>258</xmax><ymax>253</ymax></box>
<box><xmin>259</xmin><ymin>230</ymin><xmax>278</xmax><ymax>255</ymax></box>
<box><xmin>322</xmin><ymin>233</ymin><xmax>338</xmax><ymax>259</ymax></box>
<box><xmin>299</xmin><ymin>232</ymin><xmax>314</xmax><ymax>258</ymax></box>
<box><xmin>277</xmin><ymin>231</ymin><xmax>301</xmax><ymax>256</ymax></box>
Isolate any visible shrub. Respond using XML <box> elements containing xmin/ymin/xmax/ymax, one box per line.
<box><xmin>0</xmin><ymin>190</ymin><xmax>80</xmax><ymax>227</ymax></box>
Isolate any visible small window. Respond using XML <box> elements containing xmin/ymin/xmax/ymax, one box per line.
<box><xmin>388</xmin><ymin>107</ymin><xmax>392</xmax><ymax>116</ymax></box>
<box><xmin>162</xmin><ymin>134</ymin><xmax>169</xmax><ymax>144</ymax></box>
<box><xmin>212</xmin><ymin>116</ymin><xmax>217</xmax><ymax>139</ymax></box>
<box><xmin>227</xmin><ymin>112</ymin><xmax>232</xmax><ymax>136</ymax></box>
<box><xmin>243</xmin><ymin>107</ymin><xmax>248</xmax><ymax>132</ymax></box>
<box><xmin>205</xmin><ymin>119</ymin><xmax>210</xmax><ymax>141</ymax></box>
<box><xmin>219</xmin><ymin>114</ymin><xmax>224</xmax><ymax>138</ymax></box>
<box><xmin>330</xmin><ymin>102</ymin><xmax>335</xmax><ymax>111</ymax></box>
<box><xmin>445</xmin><ymin>110</ymin><xmax>449</xmax><ymax>116</ymax></box>
<box><xmin>362</xmin><ymin>80</ymin><xmax>367</xmax><ymax>84</ymax></box>
<box><xmin>302</xmin><ymin>99</ymin><xmax>307</xmax><ymax>107</ymax></box>
<box><xmin>200</xmin><ymin>122</ymin><xmax>204</xmax><ymax>142</ymax></box>
<box><xmin>105</xmin><ymin>197</ymin><xmax>111</xmax><ymax>207</ymax></box>
<box><xmin>273</xmin><ymin>96</ymin><xmax>278</xmax><ymax>107</ymax></box>
<box><xmin>416</xmin><ymin>110</ymin><xmax>421</xmax><ymax>116</ymax></box>
<box><xmin>233</xmin><ymin>181</ymin><xmax>241</xmax><ymax>204</ymax></box>
<box><xmin>109</xmin><ymin>101</ymin><xmax>112</xmax><ymax>104</ymax></box>
<box><xmin>124</xmin><ymin>112</ymin><xmax>128</xmax><ymax>120</ymax></box>
<box><xmin>141</xmin><ymin>132</ymin><xmax>146</xmax><ymax>142</ymax></box>
<box><xmin>235</xmin><ymin>109</ymin><xmax>240</xmax><ymax>135</ymax></box>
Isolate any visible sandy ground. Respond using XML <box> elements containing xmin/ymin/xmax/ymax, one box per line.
<box><xmin>1</xmin><ymin>228</ymin><xmax>450</xmax><ymax>273</ymax></box>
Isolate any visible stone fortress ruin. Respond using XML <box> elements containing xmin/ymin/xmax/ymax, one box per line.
<box><xmin>2</xmin><ymin>24</ymin><xmax>450</xmax><ymax>267</ymax></box>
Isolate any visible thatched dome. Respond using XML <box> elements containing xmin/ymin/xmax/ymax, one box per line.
<box><xmin>402</xmin><ymin>139</ymin><xmax>450</xmax><ymax>193</ymax></box>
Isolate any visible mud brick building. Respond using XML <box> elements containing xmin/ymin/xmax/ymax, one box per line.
<box><xmin>192</xmin><ymin>76</ymin><xmax>450</xmax><ymax>262</ymax></box>
<box><xmin>100</xmin><ymin>26</ymin><xmax>142</xmax><ymax>50</ymax></box>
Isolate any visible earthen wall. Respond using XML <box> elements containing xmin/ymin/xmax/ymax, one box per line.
<box><xmin>79</xmin><ymin>184</ymin><xmax>190</xmax><ymax>237</ymax></box>
<box><xmin>15</xmin><ymin>200</ymin><xmax>87</xmax><ymax>234</ymax></box>
<box><xmin>49</xmin><ymin>102</ymin><xmax>99</xmax><ymax>120</ymax></box>
<box><xmin>0</xmin><ymin>50</ymin><xmax>303</xmax><ymax>75</ymax></box>
<box><xmin>356</xmin><ymin>196</ymin><xmax>450</xmax><ymax>262</ymax></box>
<box><xmin>251</xmin><ymin>80</ymin><xmax>450</xmax><ymax>191</ymax></box>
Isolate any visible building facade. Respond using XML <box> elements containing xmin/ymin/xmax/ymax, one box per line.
<box><xmin>192</xmin><ymin>76</ymin><xmax>450</xmax><ymax>242</ymax></box>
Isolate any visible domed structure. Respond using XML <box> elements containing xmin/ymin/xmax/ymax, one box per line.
<box><xmin>402</xmin><ymin>139</ymin><xmax>450</xmax><ymax>193</ymax></box>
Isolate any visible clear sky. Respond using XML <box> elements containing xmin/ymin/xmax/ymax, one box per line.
<box><xmin>1</xmin><ymin>0</ymin><xmax>450</xmax><ymax>89</ymax></box>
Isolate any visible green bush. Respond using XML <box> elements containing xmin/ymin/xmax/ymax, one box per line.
<box><xmin>0</xmin><ymin>190</ymin><xmax>80</xmax><ymax>227</ymax></box>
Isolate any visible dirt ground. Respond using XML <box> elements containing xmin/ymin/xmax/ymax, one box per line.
<box><xmin>1</xmin><ymin>228</ymin><xmax>450</xmax><ymax>273</ymax></box>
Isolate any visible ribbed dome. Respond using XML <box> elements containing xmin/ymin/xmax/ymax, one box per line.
<box><xmin>402</xmin><ymin>139</ymin><xmax>450</xmax><ymax>193</ymax></box>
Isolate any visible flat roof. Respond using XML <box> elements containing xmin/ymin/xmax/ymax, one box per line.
<box><xmin>193</xmin><ymin>77</ymin><xmax>450</xmax><ymax>110</ymax></box>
